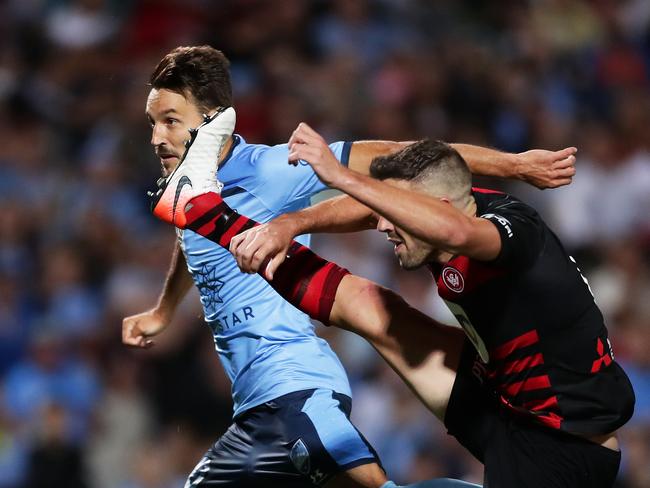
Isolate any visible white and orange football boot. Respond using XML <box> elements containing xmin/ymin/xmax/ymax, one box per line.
<box><xmin>149</xmin><ymin>106</ymin><xmax>236</xmax><ymax>229</ymax></box>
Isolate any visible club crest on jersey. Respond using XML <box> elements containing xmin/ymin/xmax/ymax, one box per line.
<box><xmin>442</xmin><ymin>266</ymin><xmax>465</xmax><ymax>293</ymax></box>
<box><xmin>196</xmin><ymin>263</ymin><xmax>225</xmax><ymax>308</ymax></box>
<box><xmin>290</xmin><ymin>439</ymin><xmax>311</xmax><ymax>475</ymax></box>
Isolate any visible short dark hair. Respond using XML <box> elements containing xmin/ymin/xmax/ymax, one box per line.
<box><xmin>149</xmin><ymin>45</ymin><xmax>232</xmax><ymax>112</ymax></box>
<box><xmin>369</xmin><ymin>139</ymin><xmax>472</xmax><ymax>192</ymax></box>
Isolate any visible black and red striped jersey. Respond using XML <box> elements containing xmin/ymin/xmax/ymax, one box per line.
<box><xmin>429</xmin><ymin>188</ymin><xmax>635</xmax><ymax>435</ymax></box>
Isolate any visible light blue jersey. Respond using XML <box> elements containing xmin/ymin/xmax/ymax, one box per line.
<box><xmin>180</xmin><ymin>135</ymin><xmax>353</xmax><ymax>417</ymax></box>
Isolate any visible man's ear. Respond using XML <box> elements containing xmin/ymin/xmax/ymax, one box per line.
<box><xmin>439</xmin><ymin>197</ymin><xmax>452</xmax><ymax>205</ymax></box>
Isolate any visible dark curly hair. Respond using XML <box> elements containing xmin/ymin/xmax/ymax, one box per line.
<box><xmin>149</xmin><ymin>45</ymin><xmax>232</xmax><ymax>112</ymax></box>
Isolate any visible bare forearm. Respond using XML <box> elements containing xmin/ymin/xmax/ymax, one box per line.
<box><xmin>350</xmin><ymin>140</ymin><xmax>519</xmax><ymax>177</ymax></box>
<box><xmin>305</xmin><ymin>144</ymin><xmax>516</xmax><ymax>237</ymax></box>
<box><xmin>349</xmin><ymin>139</ymin><xmax>575</xmax><ymax>189</ymax></box>
<box><xmin>279</xmin><ymin>195</ymin><xmax>377</xmax><ymax>236</ymax></box>
<box><xmin>156</xmin><ymin>242</ymin><xmax>194</xmax><ymax>318</ymax></box>
<box><xmin>335</xmin><ymin>170</ymin><xmax>468</xmax><ymax>248</ymax></box>
<box><xmin>450</xmin><ymin>143</ymin><xmax>519</xmax><ymax>179</ymax></box>
<box><xmin>348</xmin><ymin>141</ymin><xmax>411</xmax><ymax>174</ymax></box>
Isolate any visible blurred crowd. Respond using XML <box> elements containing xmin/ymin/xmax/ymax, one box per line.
<box><xmin>0</xmin><ymin>0</ymin><xmax>649</xmax><ymax>486</ymax></box>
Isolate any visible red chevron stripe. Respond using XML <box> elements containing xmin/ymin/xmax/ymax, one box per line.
<box><xmin>491</xmin><ymin>330</ymin><xmax>539</xmax><ymax>360</ymax></box>
<box><xmin>499</xmin><ymin>352</ymin><xmax>545</xmax><ymax>376</ymax></box>
<box><xmin>501</xmin><ymin>374</ymin><xmax>551</xmax><ymax>397</ymax></box>
<box><xmin>524</xmin><ymin>395</ymin><xmax>559</xmax><ymax>412</ymax></box>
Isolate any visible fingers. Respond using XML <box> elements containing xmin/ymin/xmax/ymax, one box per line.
<box><xmin>122</xmin><ymin>318</ymin><xmax>154</xmax><ymax>348</ymax></box>
<box><xmin>553</xmin><ymin>153</ymin><xmax>577</xmax><ymax>170</ymax></box>
<box><xmin>229</xmin><ymin>232</ymin><xmax>245</xmax><ymax>255</ymax></box>
<box><xmin>230</xmin><ymin>228</ymin><xmax>256</xmax><ymax>271</ymax></box>
<box><xmin>131</xmin><ymin>335</ymin><xmax>154</xmax><ymax>348</ymax></box>
<box><xmin>554</xmin><ymin>164</ymin><xmax>576</xmax><ymax>178</ymax></box>
<box><xmin>288</xmin><ymin>122</ymin><xmax>321</xmax><ymax>148</ymax></box>
<box><xmin>519</xmin><ymin>146</ymin><xmax>578</xmax><ymax>189</ymax></box>
<box><xmin>236</xmin><ymin>236</ymin><xmax>257</xmax><ymax>272</ymax></box>
<box><xmin>248</xmin><ymin>247</ymin><xmax>270</xmax><ymax>274</ymax></box>
<box><xmin>265</xmin><ymin>251</ymin><xmax>288</xmax><ymax>281</ymax></box>
<box><xmin>230</xmin><ymin>227</ymin><xmax>273</xmax><ymax>274</ymax></box>
<box><xmin>554</xmin><ymin>146</ymin><xmax>577</xmax><ymax>160</ymax></box>
<box><xmin>288</xmin><ymin>123</ymin><xmax>328</xmax><ymax>166</ymax></box>
<box><xmin>122</xmin><ymin>318</ymin><xmax>138</xmax><ymax>345</ymax></box>
<box><xmin>230</xmin><ymin>218</ymin><xmax>296</xmax><ymax>277</ymax></box>
<box><xmin>288</xmin><ymin>144</ymin><xmax>322</xmax><ymax>166</ymax></box>
<box><xmin>549</xmin><ymin>178</ymin><xmax>573</xmax><ymax>188</ymax></box>
<box><xmin>549</xmin><ymin>153</ymin><xmax>577</xmax><ymax>187</ymax></box>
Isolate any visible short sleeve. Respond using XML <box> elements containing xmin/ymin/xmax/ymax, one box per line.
<box><xmin>249</xmin><ymin>141</ymin><xmax>351</xmax><ymax>212</ymax></box>
<box><xmin>481</xmin><ymin>200</ymin><xmax>546</xmax><ymax>269</ymax></box>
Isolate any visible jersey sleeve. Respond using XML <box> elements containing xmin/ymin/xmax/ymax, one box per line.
<box><xmin>481</xmin><ymin>199</ymin><xmax>546</xmax><ymax>269</ymax></box>
<box><xmin>249</xmin><ymin>141</ymin><xmax>352</xmax><ymax>212</ymax></box>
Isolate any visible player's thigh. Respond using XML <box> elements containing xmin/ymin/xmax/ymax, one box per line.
<box><xmin>185</xmin><ymin>389</ymin><xmax>384</xmax><ymax>487</ymax></box>
<box><xmin>184</xmin><ymin>423</ymin><xmax>260</xmax><ymax>487</ymax></box>
<box><xmin>332</xmin><ymin>275</ymin><xmax>464</xmax><ymax>420</ymax></box>
<box><xmin>184</xmin><ymin>415</ymin><xmax>304</xmax><ymax>487</ymax></box>
<box><xmin>294</xmin><ymin>389</ymin><xmax>383</xmax><ymax>486</ymax></box>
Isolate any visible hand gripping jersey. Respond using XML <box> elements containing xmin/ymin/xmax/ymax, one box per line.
<box><xmin>430</xmin><ymin>188</ymin><xmax>635</xmax><ymax>435</ymax></box>
<box><xmin>179</xmin><ymin>135</ymin><xmax>352</xmax><ymax>417</ymax></box>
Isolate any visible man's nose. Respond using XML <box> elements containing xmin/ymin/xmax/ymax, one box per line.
<box><xmin>150</xmin><ymin>124</ymin><xmax>165</xmax><ymax>147</ymax></box>
<box><xmin>376</xmin><ymin>215</ymin><xmax>393</xmax><ymax>233</ymax></box>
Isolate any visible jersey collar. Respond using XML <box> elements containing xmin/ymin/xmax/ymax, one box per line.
<box><xmin>218</xmin><ymin>134</ymin><xmax>242</xmax><ymax>171</ymax></box>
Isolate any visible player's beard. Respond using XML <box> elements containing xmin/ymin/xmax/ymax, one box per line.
<box><xmin>396</xmin><ymin>246</ymin><xmax>430</xmax><ymax>270</ymax></box>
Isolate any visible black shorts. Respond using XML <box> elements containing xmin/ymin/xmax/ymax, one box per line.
<box><xmin>444</xmin><ymin>344</ymin><xmax>621</xmax><ymax>488</ymax></box>
<box><xmin>184</xmin><ymin>389</ymin><xmax>381</xmax><ymax>487</ymax></box>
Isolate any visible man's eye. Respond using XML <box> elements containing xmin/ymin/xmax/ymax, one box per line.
<box><xmin>167</xmin><ymin>118</ymin><xmax>179</xmax><ymax>125</ymax></box>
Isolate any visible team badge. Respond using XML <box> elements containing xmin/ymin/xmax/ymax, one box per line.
<box><xmin>290</xmin><ymin>439</ymin><xmax>311</xmax><ymax>475</ymax></box>
<box><xmin>196</xmin><ymin>263</ymin><xmax>225</xmax><ymax>307</ymax></box>
<box><xmin>442</xmin><ymin>266</ymin><xmax>464</xmax><ymax>293</ymax></box>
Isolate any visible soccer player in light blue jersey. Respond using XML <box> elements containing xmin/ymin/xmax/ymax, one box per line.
<box><xmin>122</xmin><ymin>45</ymin><xmax>570</xmax><ymax>487</ymax></box>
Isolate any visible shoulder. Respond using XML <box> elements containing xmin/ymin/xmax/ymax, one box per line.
<box><xmin>222</xmin><ymin>138</ymin><xmax>289</xmax><ymax>179</ymax></box>
<box><xmin>246</xmin><ymin>141</ymin><xmax>289</xmax><ymax>163</ymax></box>
<box><xmin>474</xmin><ymin>188</ymin><xmax>541</xmax><ymax>222</ymax></box>
<box><xmin>474</xmin><ymin>188</ymin><xmax>548</xmax><ymax>268</ymax></box>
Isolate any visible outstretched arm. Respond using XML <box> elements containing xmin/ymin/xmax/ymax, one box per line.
<box><xmin>288</xmin><ymin>123</ymin><xmax>503</xmax><ymax>261</ymax></box>
<box><xmin>341</xmin><ymin>138</ymin><xmax>575</xmax><ymax>233</ymax></box>
<box><xmin>230</xmin><ymin>195</ymin><xmax>377</xmax><ymax>279</ymax></box>
<box><xmin>348</xmin><ymin>140</ymin><xmax>577</xmax><ymax>188</ymax></box>
<box><xmin>230</xmin><ymin>128</ymin><xmax>577</xmax><ymax>277</ymax></box>
<box><xmin>450</xmin><ymin>143</ymin><xmax>577</xmax><ymax>189</ymax></box>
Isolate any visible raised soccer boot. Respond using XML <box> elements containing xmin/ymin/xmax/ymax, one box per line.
<box><xmin>149</xmin><ymin>106</ymin><xmax>236</xmax><ymax>229</ymax></box>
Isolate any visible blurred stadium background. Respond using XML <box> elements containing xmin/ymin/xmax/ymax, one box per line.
<box><xmin>0</xmin><ymin>0</ymin><xmax>649</xmax><ymax>486</ymax></box>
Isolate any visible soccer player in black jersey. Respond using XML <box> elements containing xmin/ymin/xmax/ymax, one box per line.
<box><xmin>201</xmin><ymin>123</ymin><xmax>634</xmax><ymax>487</ymax></box>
